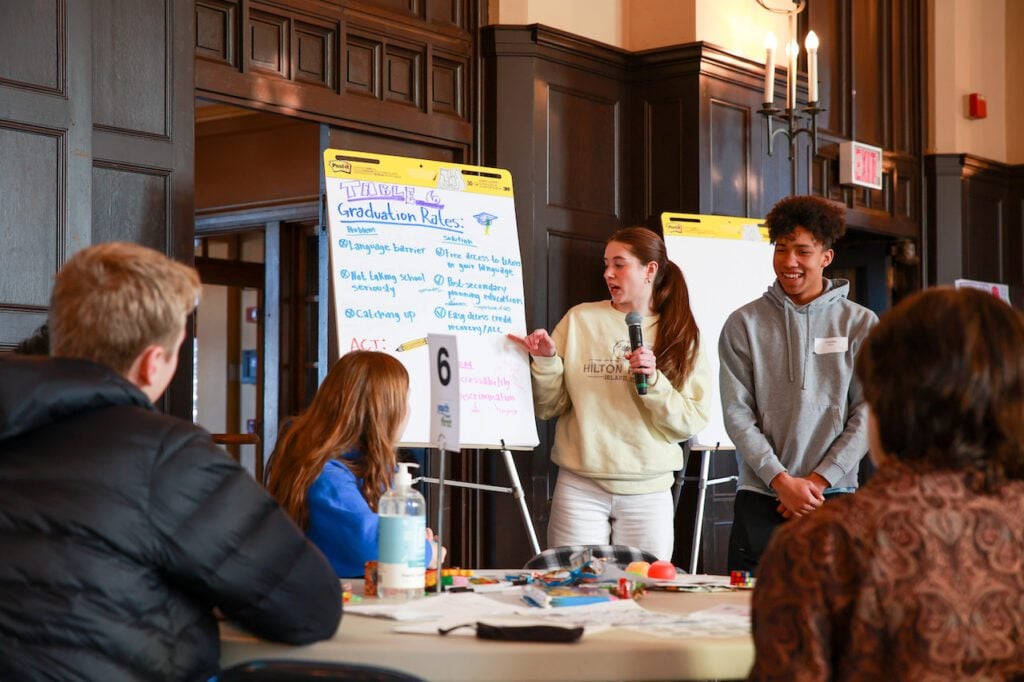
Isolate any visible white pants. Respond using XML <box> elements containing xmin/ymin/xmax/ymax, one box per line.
<box><xmin>546</xmin><ymin>469</ymin><xmax>675</xmax><ymax>560</ymax></box>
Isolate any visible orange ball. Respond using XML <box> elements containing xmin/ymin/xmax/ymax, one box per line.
<box><xmin>624</xmin><ymin>561</ymin><xmax>650</xmax><ymax>577</ymax></box>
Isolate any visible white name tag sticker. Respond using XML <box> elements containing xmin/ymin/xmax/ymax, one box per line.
<box><xmin>814</xmin><ymin>336</ymin><xmax>849</xmax><ymax>354</ymax></box>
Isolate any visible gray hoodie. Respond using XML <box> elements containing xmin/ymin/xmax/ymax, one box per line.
<box><xmin>719</xmin><ymin>278</ymin><xmax>878</xmax><ymax>496</ymax></box>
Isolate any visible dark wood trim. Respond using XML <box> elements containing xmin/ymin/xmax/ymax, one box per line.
<box><xmin>925</xmin><ymin>153</ymin><xmax>1024</xmax><ymax>287</ymax></box>
<box><xmin>195</xmin><ymin>256</ymin><xmax>266</xmax><ymax>288</ymax></box>
<box><xmin>196</xmin><ymin>200</ymin><xmax>319</xmax><ymax>233</ymax></box>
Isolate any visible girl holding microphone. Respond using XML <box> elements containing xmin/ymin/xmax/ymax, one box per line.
<box><xmin>509</xmin><ymin>227</ymin><xmax>711</xmax><ymax>560</ymax></box>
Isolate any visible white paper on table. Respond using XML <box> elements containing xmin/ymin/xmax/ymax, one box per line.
<box><xmin>649</xmin><ymin>574</ymin><xmax>734</xmax><ymax>588</ymax></box>
<box><xmin>512</xmin><ymin>596</ymin><xmax>750</xmax><ymax>639</ymax></box>
<box><xmin>345</xmin><ymin>592</ymin><xmax>520</xmax><ymax>622</ymax></box>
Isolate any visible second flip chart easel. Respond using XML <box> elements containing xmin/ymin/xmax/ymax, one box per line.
<box><xmin>662</xmin><ymin>212</ymin><xmax>776</xmax><ymax>573</ymax></box>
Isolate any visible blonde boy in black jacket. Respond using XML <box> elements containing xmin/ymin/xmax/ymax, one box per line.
<box><xmin>0</xmin><ymin>242</ymin><xmax>341</xmax><ymax>681</ymax></box>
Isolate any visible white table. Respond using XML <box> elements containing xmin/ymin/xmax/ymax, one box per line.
<box><xmin>220</xmin><ymin>582</ymin><xmax>754</xmax><ymax>681</ymax></box>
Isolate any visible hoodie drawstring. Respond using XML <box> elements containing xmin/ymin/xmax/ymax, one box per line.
<box><xmin>802</xmin><ymin>310</ymin><xmax>810</xmax><ymax>390</ymax></box>
<box><xmin>784</xmin><ymin>304</ymin><xmax>795</xmax><ymax>383</ymax></box>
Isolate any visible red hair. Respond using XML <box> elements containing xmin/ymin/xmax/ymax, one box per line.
<box><xmin>266</xmin><ymin>351</ymin><xmax>409</xmax><ymax>528</ymax></box>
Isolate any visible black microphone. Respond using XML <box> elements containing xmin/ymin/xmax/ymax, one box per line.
<box><xmin>625</xmin><ymin>312</ymin><xmax>648</xmax><ymax>395</ymax></box>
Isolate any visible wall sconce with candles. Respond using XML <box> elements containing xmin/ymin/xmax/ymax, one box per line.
<box><xmin>757</xmin><ymin>0</ymin><xmax>824</xmax><ymax>193</ymax></box>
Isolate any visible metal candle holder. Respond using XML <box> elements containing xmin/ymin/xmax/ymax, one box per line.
<box><xmin>758</xmin><ymin>102</ymin><xmax>825</xmax><ymax>193</ymax></box>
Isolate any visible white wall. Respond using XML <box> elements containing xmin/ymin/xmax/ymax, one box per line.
<box><xmin>1006</xmin><ymin>0</ymin><xmax>1024</xmax><ymax>163</ymax></box>
<box><xmin>929</xmin><ymin>0</ymin><xmax>1010</xmax><ymax>162</ymax></box>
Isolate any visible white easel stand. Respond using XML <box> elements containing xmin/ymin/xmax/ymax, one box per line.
<box><xmin>418</xmin><ymin>439</ymin><xmax>541</xmax><ymax>593</ymax></box>
<box><xmin>681</xmin><ymin>444</ymin><xmax>737</xmax><ymax>575</ymax></box>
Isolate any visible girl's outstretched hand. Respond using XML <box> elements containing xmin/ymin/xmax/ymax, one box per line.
<box><xmin>507</xmin><ymin>330</ymin><xmax>556</xmax><ymax>358</ymax></box>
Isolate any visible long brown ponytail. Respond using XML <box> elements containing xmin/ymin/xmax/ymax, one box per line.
<box><xmin>607</xmin><ymin>227</ymin><xmax>699</xmax><ymax>386</ymax></box>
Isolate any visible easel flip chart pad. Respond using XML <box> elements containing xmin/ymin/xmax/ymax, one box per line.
<box><xmin>662</xmin><ymin>213</ymin><xmax>776</xmax><ymax>450</ymax></box>
<box><xmin>324</xmin><ymin>150</ymin><xmax>538</xmax><ymax>449</ymax></box>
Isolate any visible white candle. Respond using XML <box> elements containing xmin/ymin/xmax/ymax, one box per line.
<box><xmin>787</xmin><ymin>13</ymin><xmax>798</xmax><ymax>110</ymax></box>
<box><xmin>805</xmin><ymin>30</ymin><xmax>819</xmax><ymax>104</ymax></box>
<box><xmin>786</xmin><ymin>39</ymin><xmax>799</xmax><ymax>110</ymax></box>
<box><xmin>764</xmin><ymin>32</ymin><xmax>777</xmax><ymax>105</ymax></box>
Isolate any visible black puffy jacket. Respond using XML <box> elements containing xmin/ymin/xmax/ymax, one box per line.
<box><xmin>0</xmin><ymin>356</ymin><xmax>342</xmax><ymax>680</ymax></box>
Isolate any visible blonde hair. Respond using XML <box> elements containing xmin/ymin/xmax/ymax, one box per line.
<box><xmin>49</xmin><ymin>242</ymin><xmax>201</xmax><ymax>373</ymax></box>
<box><xmin>267</xmin><ymin>351</ymin><xmax>409</xmax><ymax>528</ymax></box>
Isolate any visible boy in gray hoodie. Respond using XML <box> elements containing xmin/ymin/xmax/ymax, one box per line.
<box><xmin>719</xmin><ymin>195</ymin><xmax>878</xmax><ymax>573</ymax></box>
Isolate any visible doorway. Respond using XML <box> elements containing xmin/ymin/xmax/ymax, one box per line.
<box><xmin>194</xmin><ymin>101</ymin><xmax>321</xmax><ymax>475</ymax></box>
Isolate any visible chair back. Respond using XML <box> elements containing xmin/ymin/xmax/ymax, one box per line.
<box><xmin>216</xmin><ymin>659</ymin><xmax>426</xmax><ymax>682</ymax></box>
<box><xmin>523</xmin><ymin>544</ymin><xmax>659</xmax><ymax>570</ymax></box>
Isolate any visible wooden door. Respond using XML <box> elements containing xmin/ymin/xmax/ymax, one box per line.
<box><xmin>0</xmin><ymin>0</ymin><xmax>196</xmax><ymax>419</ymax></box>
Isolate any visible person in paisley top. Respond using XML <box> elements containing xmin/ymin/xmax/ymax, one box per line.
<box><xmin>749</xmin><ymin>286</ymin><xmax>1024</xmax><ymax>681</ymax></box>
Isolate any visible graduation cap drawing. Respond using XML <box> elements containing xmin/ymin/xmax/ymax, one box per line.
<box><xmin>473</xmin><ymin>211</ymin><xmax>498</xmax><ymax>235</ymax></box>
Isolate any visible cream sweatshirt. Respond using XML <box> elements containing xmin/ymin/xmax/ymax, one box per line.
<box><xmin>531</xmin><ymin>300</ymin><xmax>711</xmax><ymax>494</ymax></box>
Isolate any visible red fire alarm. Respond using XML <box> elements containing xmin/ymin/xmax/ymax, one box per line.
<box><xmin>968</xmin><ymin>93</ymin><xmax>987</xmax><ymax>119</ymax></box>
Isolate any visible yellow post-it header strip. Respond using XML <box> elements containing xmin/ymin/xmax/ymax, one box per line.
<box><xmin>661</xmin><ymin>212</ymin><xmax>770</xmax><ymax>242</ymax></box>
<box><xmin>323</xmin><ymin>149</ymin><xmax>514</xmax><ymax>198</ymax></box>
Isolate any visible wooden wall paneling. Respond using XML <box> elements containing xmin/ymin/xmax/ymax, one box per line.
<box><xmin>195</xmin><ymin>0</ymin><xmax>239</xmax><ymax>67</ymax></box>
<box><xmin>92</xmin><ymin>163</ymin><xmax>171</xmax><ymax>250</ymax></box>
<box><xmin>383</xmin><ymin>38</ymin><xmax>424</xmax><ymax>109</ymax></box>
<box><xmin>850</xmin><ymin>0</ymin><xmax>886</xmax><ymax>149</ymax></box>
<box><xmin>890</xmin><ymin>0</ymin><xmax>918</xmax><ymax>155</ymax></box>
<box><xmin>0</xmin><ymin>0</ymin><xmax>62</xmax><ymax>94</ymax></box>
<box><xmin>806</xmin><ymin>0</ymin><xmax>848</xmax><ymax>138</ymax></box>
<box><xmin>640</xmin><ymin>96</ymin><xmax>687</xmax><ymax>223</ymax></box>
<box><xmin>962</xmin><ymin>176</ymin><xmax>1003</xmax><ymax>282</ymax></box>
<box><xmin>545</xmin><ymin>85</ymin><xmax>620</xmax><ymax>217</ymax></box>
<box><xmin>196</xmin><ymin>1</ymin><xmax>479</xmax><ymax>147</ymax></box>
<box><xmin>361</xmin><ymin>0</ymin><xmax>420</xmax><ymax>20</ymax></box>
<box><xmin>91</xmin><ymin>0</ymin><xmax>195</xmax><ymax>418</ymax></box>
<box><xmin>0</xmin><ymin>0</ymin><xmax>91</xmax><ymax>348</ymax></box>
<box><xmin>293</xmin><ymin>17</ymin><xmax>336</xmax><ymax>89</ymax></box>
<box><xmin>629</xmin><ymin>44</ymin><xmax>702</xmax><ymax>225</ymax></box>
<box><xmin>426</xmin><ymin>0</ymin><xmax>461</xmax><ymax>28</ymax></box>
<box><xmin>1011</xmin><ymin>167</ymin><xmax>1024</xmax><ymax>287</ymax></box>
<box><xmin>0</xmin><ymin>124</ymin><xmax>63</xmax><ymax>307</ymax></box>
<box><xmin>345</xmin><ymin>30</ymin><xmax>383</xmax><ymax>98</ymax></box>
<box><xmin>708</xmin><ymin>96</ymin><xmax>751</xmax><ymax>218</ymax></box>
<box><xmin>926</xmin><ymin>154</ymin><xmax>1024</xmax><ymax>287</ymax></box>
<box><xmin>93</xmin><ymin>0</ymin><xmax>171</xmax><ymax>138</ymax></box>
<box><xmin>430</xmin><ymin>49</ymin><xmax>465</xmax><ymax>119</ymax></box>
<box><xmin>926</xmin><ymin>153</ymin><xmax>966</xmax><ymax>285</ymax></box>
<box><xmin>248</xmin><ymin>5</ymin><xmax>290</xmax><ymax>79</ymax></box>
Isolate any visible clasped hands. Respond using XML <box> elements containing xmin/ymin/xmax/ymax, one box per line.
<box><xmin>506</xmin><ymin>330</ymin><xmax>657</xmax><ymax>377</ymax></box>
<box><xmin>771</xmin><ymin>471</ymin><xmax>830</xmax><ymax>520</ymax></box>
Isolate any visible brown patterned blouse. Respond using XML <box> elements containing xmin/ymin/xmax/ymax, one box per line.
<box><xmin>749</xmin><ymin>461</ymin><xmax>1024</xmax><ymax>681</ymax></box>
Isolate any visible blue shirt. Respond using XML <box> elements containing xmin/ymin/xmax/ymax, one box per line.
<box><xmin>306</xmin><ymin>454</ymin><xmax>431</xmax><ymax>578</ymax></box>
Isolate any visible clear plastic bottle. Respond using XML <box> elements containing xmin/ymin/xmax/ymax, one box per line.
<box><xmin>377</xmin><ymin>462</ymin><xmax>426</xmax><ymax>600</ymax></box>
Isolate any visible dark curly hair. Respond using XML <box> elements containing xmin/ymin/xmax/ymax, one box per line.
<box><xmin>766</xmin><ymin>195</ymin><xmax>847</xmax><ymax>248</ymax></box>
<box><xmin>856</xmin><ymin>287</ymin><xmax>1024</xmax><ymax>493</ymax></box>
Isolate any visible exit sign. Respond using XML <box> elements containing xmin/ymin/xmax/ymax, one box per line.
<box><xmin>839</xmin><ymin>141</ymin><xmax>883</xmax><ymax>190</ymax></box>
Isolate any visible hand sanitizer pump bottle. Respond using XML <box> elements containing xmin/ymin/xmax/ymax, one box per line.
<box><xmin>378</xmin><ymin>462</ymin><xmax>426</xmax><ymax>600</ymax></box>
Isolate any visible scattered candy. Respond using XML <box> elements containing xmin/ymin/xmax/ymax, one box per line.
<box><xmin>730</xmin><ymin>570</ymin><xmax>755</xmax><ymax>588</ymax></box>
